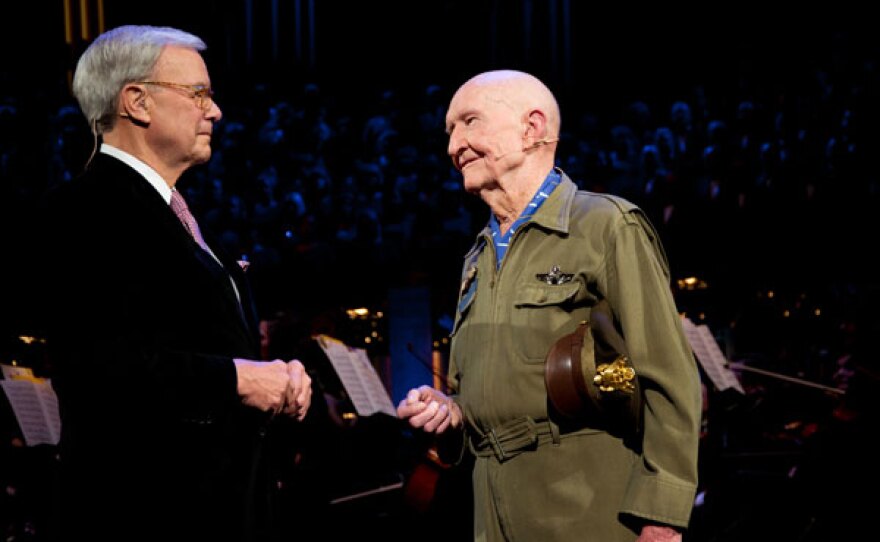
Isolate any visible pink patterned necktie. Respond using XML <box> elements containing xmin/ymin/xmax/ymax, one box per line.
<box><xmin>170</xmin><ymin>189</ymin><xmax>211</xmax><ymax>253</ymax></box>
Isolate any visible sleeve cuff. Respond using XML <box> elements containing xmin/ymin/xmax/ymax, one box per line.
<box><xmin>620</xmin><ymin>473</ymin><xmax>697</xmax><ymax>528</ymax></box>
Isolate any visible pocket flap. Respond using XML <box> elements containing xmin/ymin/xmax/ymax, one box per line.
<box><xmin>514</xmin><ymin>282</ymin><xmax>580</xmax><ymax>307</ymax></box>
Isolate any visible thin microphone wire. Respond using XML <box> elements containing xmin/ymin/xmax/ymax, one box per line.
<box><xmin>84</xmin><ymin>118</ymin><xmax>99</xmax><ymax>171</ymax></box>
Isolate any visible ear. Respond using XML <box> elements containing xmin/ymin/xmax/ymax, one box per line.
<box><xmin>119</xmin><ymin>83</ymin><xmax>150</xmax><ymax>123</ymax></box>
<box><xmin>523</xmin><ymin>108</ymin><xmax>549</xmax><ymax>144</ymax></box>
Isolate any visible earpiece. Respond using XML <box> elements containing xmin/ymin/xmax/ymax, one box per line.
<box><xmin>491</xmin><ymin>137</ymin><xmax>560</xmax><ymax>161</ymax></box>
<box><xmin>531</xmin><ymin>137</ymin><xmax>560</xmax><ymax>147</ymax></box>
<box><xmin>522</xmin><ymin>137</ymin><xmax>559</xmax><ymax>152</ymax></box>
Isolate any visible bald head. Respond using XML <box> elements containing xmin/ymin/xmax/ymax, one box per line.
<box><xmin>454</xmin><ymin>70</ymin><xmax>561</xmax><ymax>139</ymax></box>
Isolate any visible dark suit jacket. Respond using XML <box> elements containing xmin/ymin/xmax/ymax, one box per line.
<box><xmin>39</xmin><ymin>153</ymin><xmax>270</xmax><ymax>542</ymax></box>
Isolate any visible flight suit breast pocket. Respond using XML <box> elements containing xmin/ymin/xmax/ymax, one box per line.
<box><xmin>513</xmin><ymin>281</ymin><xmax>582</xmax><ymax>361</ymax></box>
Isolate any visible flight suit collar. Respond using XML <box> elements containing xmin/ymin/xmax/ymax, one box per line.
<box><xmin>528</xmin><ymin>168</ymin><xmax>577</xmax><ymax>235</ymax></box>
<box><xmin>468</xmin><ymin>167</ymin><xmax>578</xmax><ymax>249</ymax></box>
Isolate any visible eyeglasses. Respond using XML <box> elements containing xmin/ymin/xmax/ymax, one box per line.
<box><xmin>137</xmin><ymin>81</ymin><xmax>215</xmax><ymax>111</ymax></box>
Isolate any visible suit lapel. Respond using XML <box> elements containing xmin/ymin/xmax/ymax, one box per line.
<box><xmin>95</xmin><ymin>154</ymin><xmax>259</xmax><ymax>349</ymax></box>
<box><xmin>188</xmin><ymin>226</ymin><xmax>259</xmax><ymax>345</ymax></box>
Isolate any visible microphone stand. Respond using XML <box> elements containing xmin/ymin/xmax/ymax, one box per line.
<box><xmin>406</xmin><ymin>343</ymin><xmax>450</xmax><ymax>390</ymax></box>
<box><xmin>726</xmin><ymin>362</ymin><xmax>845</xmax><ymax>395</ymax></box>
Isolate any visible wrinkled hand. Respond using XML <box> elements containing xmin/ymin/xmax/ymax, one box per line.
<box><xmin>637</xmin><ymin>525</ymin><xmax>681</xmax><ymax>542</ymax></box>
<box><xmin>397</xmin><ymin>385</ymin><xmax>462</xmax><ymax>434</ymax></box>
<box><xmin>234</xmin><ymin>359</ymin><xmax>290</xmax><ymax>413</ymax></box>
<box><xmin>282</xmin><ymin>359</ymin><xmax>312</xmax><ymax>421</ymax></box>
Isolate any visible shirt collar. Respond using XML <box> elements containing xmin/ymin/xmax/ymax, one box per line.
<box><xmin>470</xmin><ymin>168</ymin><xmax>578</xmax><ymax>250</ymax></box>
<box><xmin>100</xmin><ymin>144</ymin><xmax>173</xmax><ymax>204</ymax></box>
<box><xmin>488</xmin><ymin>169</ymin><xmax>562</xmax><ymax>233</ymax></box>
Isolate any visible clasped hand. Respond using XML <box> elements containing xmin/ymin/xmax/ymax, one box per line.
<box><xmin>397</xmin><ymin>385</ymin><xmax>462</xmax><ymax>433</ymax></box>
<box><xmin>234</xmin><ymin>359</ymin><xmax>312</xmax><ymax>420</ymax></box>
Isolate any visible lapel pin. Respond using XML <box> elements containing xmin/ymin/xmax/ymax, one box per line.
<box><xmin>460</xmin><ymin>264</ymin><xmax>478</xmax><ymax>296</ymax></box>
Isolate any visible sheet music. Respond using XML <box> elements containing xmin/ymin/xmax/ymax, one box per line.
<box><xmin>316</xmin><ymin>335</ymin><xmax>397</xmax><ymax>417</ymax></box>
<box><xmin>0</xmin><ymin>378</ymin><xmax>62</xmax><ymax>446</ymax></box>
<box><xmin>1</xmin><ymin>363</ymin><xmax>35</xmax><ymax>380</ymax></box>
<box><xmin>681</xmin><ymin>317</ymin><xmax>745</xmax><ymax>394</ymax></box>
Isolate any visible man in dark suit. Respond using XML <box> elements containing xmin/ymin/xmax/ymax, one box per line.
<box><xmin>37</xmin><ymin>25</ymin><xmax>312</xmax><ymax>542</ymax></box>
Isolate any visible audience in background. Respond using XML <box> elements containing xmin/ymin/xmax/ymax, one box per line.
<box><xmin>1</xmin><ymin>26</ymin><xmax>879</xmax><ymax>540</ymax></box>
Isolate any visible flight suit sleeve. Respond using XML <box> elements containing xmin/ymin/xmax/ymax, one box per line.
<box><xmin>600</xmin><ymin>208</ymin><xmax>702</xmax><ymax>528</ymax></box>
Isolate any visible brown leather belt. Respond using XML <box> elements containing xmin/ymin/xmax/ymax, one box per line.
<box><xmin>469</xmin><ymin>416</ymin><xmax>561</xmax><ymax>462</ymax></box>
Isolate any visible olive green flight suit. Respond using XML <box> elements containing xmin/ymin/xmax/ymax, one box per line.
<box><xmin>449</xmin><ymin>172</ymin><xmax>701</xmax><ymax>542</ymax></box>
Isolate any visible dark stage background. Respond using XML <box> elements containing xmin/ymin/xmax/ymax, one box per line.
<box><xmin>2</xmin><ymin>2</ymin><xmax>879</xmax><ymax>541</ymax></box>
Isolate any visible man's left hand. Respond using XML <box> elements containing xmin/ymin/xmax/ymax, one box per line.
<box><xmin>283</xmin><ymin>359</ymin><xmax>312</xmax><ymax>421</ymax></box>
<box><xmin>637</xmin><ymin>525</ymin><xmax>681</xmax><ymax>542</ymax></box>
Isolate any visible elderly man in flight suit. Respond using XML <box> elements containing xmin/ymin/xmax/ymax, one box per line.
<box><xmin>398</xmin><ymin>70</ymin><xmax>701</xmax><ymax>542</ymax></box>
